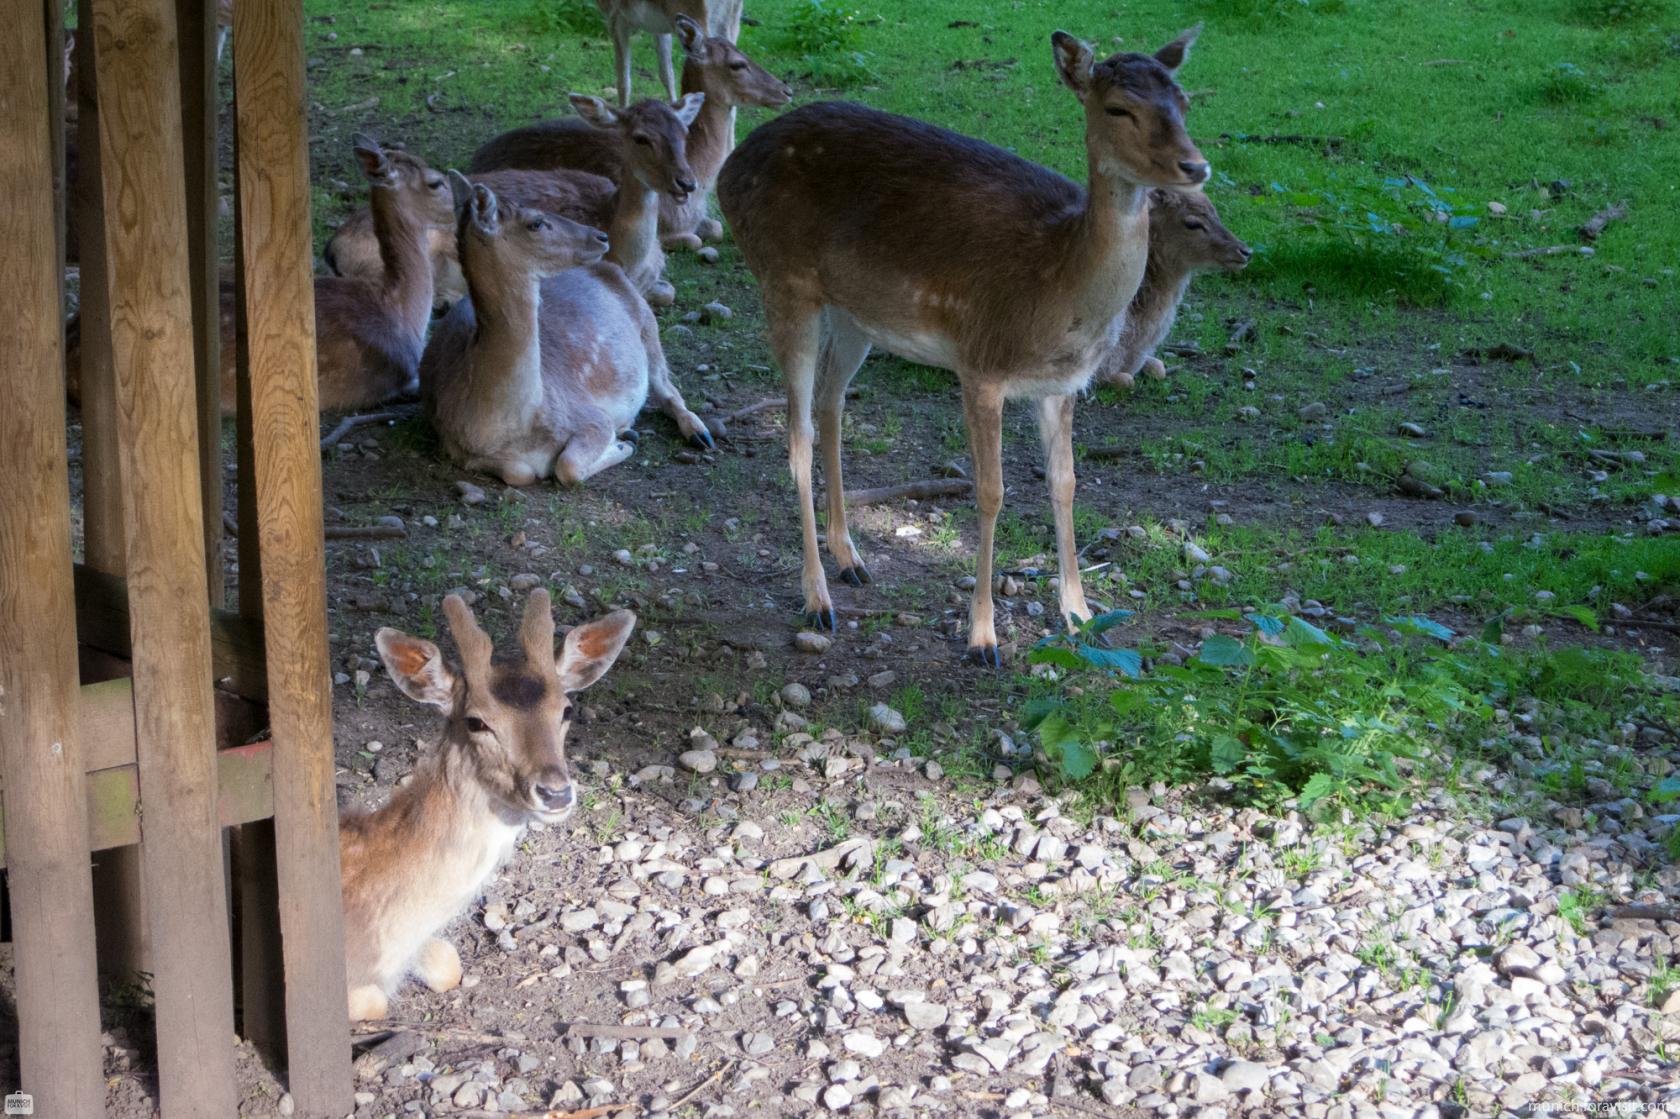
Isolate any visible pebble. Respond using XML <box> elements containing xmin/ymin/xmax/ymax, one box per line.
<box><xmin>868</xmin><ymin>704</ymin><xmax>907</xmax><ymax>734</ymax></box>
<box><xmin>455</xmin><ymin>480</ymin><xmax>487</xmax><ymax>506</ymax></box>
<box><xmin>700</xmin><ymin>301</ymin><xmax>733</xmax><ymax>323</ymax></box>
<box><xmin>679</xmin><ymin>749</ymin><xmax>718</xmax><ymax>774</ymax></box>
<box><xmin>794</xmin><ymin>631</ymin><xmax>832</xmax><ymax>654</ymax></box>
<box><xmin>780</xmin><ymin>682</ymin><xmax>812</xmax><ymax>708</ymax></box>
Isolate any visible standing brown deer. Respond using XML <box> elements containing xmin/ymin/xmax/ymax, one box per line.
<box><xmin>68</xmin><ymin>135</ymin><xmax>444</xmax><ymax>415</ymax></box>
<box><xmin>341</xmin><ymin>591</ymin><xmax>635</xmax><ymax>1021</ymax></box>
<box><xmin>419</xmin><ymin>172</ymin><xmax>711</xmax><ymax>487</ymax></box>
<box><xmin>466</xmin><ymin>16</ymin><xmax>788</xmax><ymax>251</ymax></box>
<box><xmin>717</xmin><ymin>27</ymin><xmax>1207</xmax><ymax>664</ymax></box>
<box><xmin>1095</xmin><ymin>189</ymin><xmax>1251</xmax><ymax>387</ymax></box>
<box><xmin>594</xmin><ymin>0</ymin><xmax>745</xmax><ymax>107</ymax></box>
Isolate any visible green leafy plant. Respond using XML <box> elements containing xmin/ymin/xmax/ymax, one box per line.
<box><xmin>781</xmin><ymin>0</ymin><xmax>876</xmax><ymax>86</ymax></box>
<box><xmin>1023</xmin><ymin>609</ymin><xmax>1484</xmax><ymax>814</ymax></box>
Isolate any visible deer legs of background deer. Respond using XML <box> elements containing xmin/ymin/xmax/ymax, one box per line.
<box><xmin>817</xmin><ymin>313</ymin><xmax>873</xmax><ymax>586</ymax></box>
<box><xmin>961</xmin><ymin>382</ymin><xmax>1007</xmax><ymax>666</ymax></box>
<box><xmin>775</xmin><ymin>303</ymin><xmax>834</xmax><ymax>630</ymax></box>
<box><xmin>1039</xmin><ymin>392</ymin><xmax>1093</xmax><ymax>630</ymax></box>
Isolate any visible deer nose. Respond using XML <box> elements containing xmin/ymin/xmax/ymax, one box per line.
<box><xmin>591</xmin><ymin>230</ymin><xmax>610</xmax><ymax>248</ymax></box>
<box><xmin>535</xmin><ymin>782</ymin><xmax>575</xmax><ymax>811</ymax></box>
<box><xmin>1178</xmin><ymin>160</ymin><xmax>1210</xmax><ymax>184</ymax></box>
<box><xmin>676</xmin><ymin>177</ymin><xmax>697</xmax><ymax>195</ymax></box>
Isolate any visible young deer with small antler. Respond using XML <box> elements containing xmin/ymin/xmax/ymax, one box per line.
<box><xmin>467</xmin><ymin>17</ymin><xmax>788</xmax><ymax>251</ymax></box>
<box><xmin>718</xmin><ymin>26</ymin><xmax>1208</xmax><ymax>665</ymax></box>
<box><xmin>1095</xmin><ymin>189</ymin><xmax>1250</xmax><ymax>388</ymax></box>
<box><xmin>594</xmin><ymin>0</ymin><xmax>744</xmax><ymax>107</ymax></box>
<box><xmin>419</xmin><ymin>173</ymin><xmax>711</xmax><ymax>486</ymax></box>
<box><xmin>341</xmin><ymin>591</ymin><xmax>635</xmax><ymax>1021</ymax></box>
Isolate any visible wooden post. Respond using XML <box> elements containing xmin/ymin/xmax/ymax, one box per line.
<box><xmin>178</xmin><ymin>0</ymin><xmax>224</xmax><ymax>607</ymax></box>
<box><xmin>234</xmin><ymin>0</ymin><xmax>352</xmax><ymax>1110</ymax></box>
<box><xmin>89</xmin><ymin>0</ymin><xmax>239</xmax><ymax>1113</ymax></box>
<box><xmin>0</xmin><ymin>5</ymin><xmax>107</xmax><ymax>1112</ymax></box>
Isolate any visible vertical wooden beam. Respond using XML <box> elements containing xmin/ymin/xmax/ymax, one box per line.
<box><xmin>0</xmin><ymin>5</ymin><xmax>107</xmax><ymax>1113</ymax></box>
<box><xmin>46</xmin><ymin>0</ymin><xmax>67</xmax><ymax>275</ymax></box>
<box><xmin>234</xmin><ymin>0</ymin><xmax>352</xmax><ymax>1111</ymax></box>
<box><xmin>89</xmin><ymin>0</ymin><xmax>239</xmax><ymax>1114</ymax></box>
<box><xmin>178</xmin><ymin>0</ymin><xmax>224</xmax><ymax>608</ymax></box>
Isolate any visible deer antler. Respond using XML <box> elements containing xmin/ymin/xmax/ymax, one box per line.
<box><xmin>520</xmin><ymin>589</ymin><xmax>555</xmax><ymax>668</ymax></box>
<box><xmin>441</xmin><ymin>594</ymin><xmax>493</xmax><ymax>685</ymax></box>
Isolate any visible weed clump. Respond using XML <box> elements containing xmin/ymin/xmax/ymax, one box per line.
<box><xmin>780</xmin><ymin>0</ymin><xmax>877</xmax><ymax>87</ymax></box>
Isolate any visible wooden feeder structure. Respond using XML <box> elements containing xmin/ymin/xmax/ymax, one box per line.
<box><xmin>1</xmin><ymin>0</ymin><xmax>351</xmax><ymax>1114</ymax></box>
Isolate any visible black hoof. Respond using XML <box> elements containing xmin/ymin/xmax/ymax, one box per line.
<box><xmin>804</xmin><ymin>607</ymin><xmax>838</xmax><ymax>632</ymax></box>
<box><xmin>619</xmin><ymin>427</ymin><xmax>641</xmax><ymax>445</ymax></box>
<box><xmin>965</xmin><ymin>644</ymin><xmax>1004</xmax><ymax>668</ymax></box>
<box><xmin>838</xmin><ymin>564</ymin><xmax>872</xmax><ymax>587</ymax></box>
<box><xmin>690</xmin><ymin>429</ymin><xmax>716</xmax><ymax>451</ymax></box>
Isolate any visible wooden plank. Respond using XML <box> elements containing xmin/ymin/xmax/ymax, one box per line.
<box><xmin>88</xmin><ymin>0</ymin><xmax>240</xmax><ymax>1112</ymax></box>
<box><xmin>0</xmin><ymin>3</ymin><xmax>107</xmax><ymax>1110</ymax></box>
<box><xmin>74</xmin><ymin>562</ymin><xmax>268</xmax><ymax>702</ymax></box>
<box><xmin>178</xmin><ymin>0</ymin><xmax>224</xmax><ymax>608</ymax></box>
<box><xmin>235</xmin><ymin>0</ymin><xmax>353</xmax><ymax>1108</ymax></box>
<box><xmin>47</xmin><ymin>0</ymin><xmax>68</xmax><ymax>277</ymax></box>
<box><xmin>0</xmin><ymin>741</ymin><xmax>278</xmax><ymax>868</ymax></box>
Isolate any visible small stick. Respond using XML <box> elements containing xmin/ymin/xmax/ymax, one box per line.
<box><xmin>1506</xmin><ymin>244</ymin><xmax>1594</xmax><ymax>259</ymax></box>
<box><xmin>845</xmin><ymin>478</ymin><xmax>973</xmax><ymax>506</ymax></box>
<box><xmin>1578</xmin><ymin>200</ymin><xmax>1628</xmax><ymax>242</ymax></box>
<box><xmin>1081</xmin><ymin>445</ymin><xmax>1129</xmax><ymax>460</ymax></box>
<box><xmin>324</xmin><ymin>523</ymin><xmax>407</xmax><ymax>541</ymax></box>
<box><xmin>563</xmin><ymin>1022</ymin><xmax>692</xmax><ymax>1041</ymax></box>
<box><xmin>321</xmin><ymin>409</ymin><xmax>404</xmax><ymax>449</ymax></box>
<box><xmin>222</xmin><ymin>511</ymin><xmax>239</xmax><ymax>537</ymax></box>
<box><xmin>665</xmin><ymin>1060</ymin><xmax>736</xmax><ymax>1113</ymax></box>
<box><xmin>1623</xmin><ymin>617</ymin><xmax>1680</xmax><ymax>634</ymax></box>
<box><xmin>327</xmin><ymin>94</ymin><xmax>379</xmax><ymax>116</ymax></box>
<box><xmin>1217</xmin><ymin>131</ymin><xmax>1344</xmax><ymax>148</ymax></box>
<box><xmin>1610</xmin><ymin>904</ymin><xmax>1680</xmax><ymax>921</ymax></box>
<box><xmin>722</xmin><ymin>396</ymin><xmax>785</xmax><ymax>423</ymax></box>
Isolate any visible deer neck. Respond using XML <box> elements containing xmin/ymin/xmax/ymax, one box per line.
<box><xmin>460</xmin><ymin>249</ymin><xmax>546</xmax><ymax>415</ymax></box>
<box><xmin>1066</xmin><ymin>151</ymin><xmax>1151</xmax><ymax>326</ymax></box>
<box><xmin>606</xmin><ymin>179</ymin><xmax>661</xmax><ymax>280</ymax></box>
<box><xmin>682</xmin><ymin>64</ymin><xmax>736</xmax><ymax>189</ymax></box>
<box><xmin>369</xmin><ymin>184</ymin><xmax>436</xmax><ymax>337</ymax></box>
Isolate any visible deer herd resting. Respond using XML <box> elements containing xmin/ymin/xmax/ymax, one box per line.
<box><xmin>56</xmin><ymin>3</ymin><xmax>1256</xmax><ymax>1020</ymax></box>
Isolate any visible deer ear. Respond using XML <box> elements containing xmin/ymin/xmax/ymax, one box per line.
<box><xmin>375</xmin><ymin>629</ymin><xmax>456</xmax><ymax>712</ymax></box>
<box><xmin>570</xmin><ymin>93</ymin><xmax>618</xmax><ymax>130</ymax></box>
<box><xmin>352</xmin><ymin>134</ymin><xmax>392</xmax><ymax>181</ymax></box>
<box><xmin>674</xmin><ymin>14</ymin><xmax>706</xmax><ymax>56</ymax></box>
<box><xmin>672</xmin><ymin>91</ymin><xmax>705</xmax><ymax>129</ymax></box>
<box><xmin>447</xmin><ymin>169</ymin><xmax>474</xmax><ymax>216</ymax></box>
<box><xmin>1051</xmin><ymin>31</ymin><xmax>1095</xmax><ymax>97</ymax></box>
<box><xmin>471</xmin><ymin>182</ymin><xmax>500</xmax><ymax>235</ymax></box>
<box><xmin>1154</xmin><ymin>24</ymin><xmax>1200</xmax><ymax>73</ymax></box>
<box><xmin>556</xmin><ymin>610</ymin><xmax>636</xmax><ymax>693</ymax></box>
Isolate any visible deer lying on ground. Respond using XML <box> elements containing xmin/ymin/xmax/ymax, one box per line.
<box><xmin>341</xmin><ymin>591</ymin><xmax>634</xmax><ymax>1021</ymax></box>
<box><xmin>718</xmin><ymin>26</ymin><xmax>1207</xmax><ymax>665</ymax></box>
<box><xmin>1095</xmin><ymin>189</ymin><xmax>1250</xmax><ymax>387</ymax></box>
<box><xmin>69</xmin><ymin>136</ymin><xmax>443</xmax><ymax>415</ymax></box>
<box><xmin>467</xmin><ymin>17</ymin><xmax>788</xmax><ymax>251</ymax></box>
<box><xmin>420</xmin><ymin>173</ymin><xmax>711</xmax><ymax>486</ymax></box>
<box><xmin>594</xmin><ymin>0</ymin><xmax>744</xmax><ymax>107</ymax></box>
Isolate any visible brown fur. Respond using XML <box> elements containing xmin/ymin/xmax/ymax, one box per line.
<box><xmin>716</xmin><ymin>27</ymin><xmax>1206</xmax><ymax>662</ymax></box>
<box><xmin>67</xmin><ymin>138</ymin><xmax>440</xmax><ymax>415</ymax></box>
<box><xmin>593</xmin><ymin>0</ymin><xmax>745</xmax><ymax>106</ymax></box>
<box><xmin>341</xmin><ymin>591</ymin><xmax>635</xmax><ymax>1020</ymax></box>
<box><xmin>467</xmin><ymin>18</ymin><xmax>788</xmax><ymax>250</ymax></box>
<box><xmin>419</xmin><ymin>174</ymin><xmax>711</xmax><ymax>487</ymax></box>
<box><xmin>1096</xmin><ymin>189</ymin><xmax>1250</xmax><ymax>387</ymax></box>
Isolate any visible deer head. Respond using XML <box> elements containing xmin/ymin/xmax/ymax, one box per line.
<box><xmin>374</xmin><ymin>592</ymin><xmax>636</xmax><ymax>824</ymax></box>
<box><xmin>447</xmin><ymin>170</ymin><xmax>610</xmax><ymax>281</ymax></box>
<box><xmin>570</xmin><ymin>93</ymin><xmax>706</xmax><ymax>203</ymax></box>
<box><xmin>674</xmin><ymin>14</ymin><xmax>792</xmax><ymax>108</ymax></box>
<box><xmin>352</xmin><ymin>134</ymin><xmax>456</xmax><ymax>229</ymax></box>
<box><xmin>1051</xmin><ymin>26</ymin><xmax>1209</xmax><ymax>188</ymax></box>
<box><xmin>1149</xmin><ymin>188</ymin><xmax>1251</xmax><ymax>272</ymax></box>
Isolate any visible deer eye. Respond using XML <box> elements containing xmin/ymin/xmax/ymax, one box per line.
<box><xmin>1105</xmin><ymin>105</ymin><xmax>1133</xmax><ymax>118</ymax></box>
<box><xmin>729</xmin><ymin>61</ymin><xmax>747</xmax><ymax>71</ymax></box>
<box><xmin>428</xmin><ymin>178</ymin><xmax>445</xmax><ymax>190</ymax></box>
<box><xmin>527</xmin><ymin>218</ymin><xmax>548</xmax><ymax>232</ymax></box>
<box><xmin>1184</xmin><ymin>220</ymin><xmax>1205</xmax><ymax>231</ymax></box>
<box><xmin>561</xmin><ymin>704</ymin><xmax>574</xmax><ymax>722</ymax></box>
<box><xmin>465</xmin><ymin>716</ymin><xmax>490</xmax><ymax>734</ymax></box>
<box><xmin>633</xmin><ymin>134</ymin><xmax>652</xmax><ymax>146</ymax></box>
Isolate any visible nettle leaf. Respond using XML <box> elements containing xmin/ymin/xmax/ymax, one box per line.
<box><xmin>1285</xmin><ymin>616</ymin><xmax>1336</xmax><ymax>648</ymax></box>
<box><xmin>1384</xmin><ymin>613</ymin><xmax>1457</xmax><ymax>642</ymax></box>
<box><xmin>1036</xmin><ymin>712</ymin><xmax>1098</xmax><ymax>780</ymax></box>
<box><xmin>1078</xmin><ymin>644</ymin><xmax>1143</xmax><ymax>677</ymax></box>
<box><xmin>1448</xmin><ymin>215</ymin><xmax>1479</xmax><ymax>229</ymax></box>
<box><xmin>1481</xmin><ymin>614</ymin><xmax>1505</xmax><ymax>645</ymax></box>
<box><xmin>1210</xmin><ymin>734</ymin><xmax>1246</xmax><ymax>775</ymax></box>
<box><xmin>1652</xmin><ymin>777</ymin><xmax>1680</xmax><ymax>805</ymax></box>
<box><xmin>1018</xmin><ymin>698</ymin><xmax>1059</xmax><ymax>731</ymax></box>
<box><xmin>1082</xmin><ymin>609</ymin><xmax>1136</xmax><ymax>636</ymax></box>
<box><xmin>1028</xmin><ymin>645</ymin><xmax>1087</xmax><ymax>671</ymax></box>
<box><xmin>1249</xmin><ymin>613</ymin><xmax>1287</xmax><ymax>639</ymax></box>
<box><xmin>1298</xmin><ymin>772</ymin><xmax>1340</xmax><ymax>809</ymax></box>
<box><xmin>1551</xmin><ymin>604</ymin><xmax>1600</xmax><ymax>632</ymax></box>
<box><xmin>1197</xmin><ymin>634</ymin><xmax>1255</xmax><ymax>667</ymax></box>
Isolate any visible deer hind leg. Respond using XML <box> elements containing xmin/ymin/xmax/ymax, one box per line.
<box><xmin>610</xmin><ymin>19</ymin><xmax>634</xmax><ymax>106</ymax></box>
<box><xmin>661</xmin><ymin>230</ymin><xmax>704</xmax><ymax>252</ymax></box>
<box><xmin>655</xmin><ymin>32</ymin><xmax>678</xmax><ymax>101</ymax></box>
<box><xmin>961</xmin><ymin>380</ymin><xmax>1007</xmax><ymax>666</ymax></box>
<box><xmin>414</xmin><ymin>938</ymin><xmax>462</xmax><ymax>993</ymax></box>
<box><xmin>816</xmin><ymin>311</ymin><xmax>873</xmax><ymax>585</ymax></box>
<box><xmin>641</xmin><ymin>315</ymin><xmax>712</xmax><ymax>448</ymax></box>
<box><xmin>555</xmin><ymin>424</ymin><xmax>636</xmax><ymax>485</ymax></box>
<box><xmin>768</xmin><ymin>297</ymin><xmax>833</xmax><ymax>630</ymax></box>
<box><xmin>347</xmin><ymin>984</ymin><xmax>389</xmax><ymax>1022</ymax></box>
<box><xmin>1038</xmin><ymin>392</ymin><xmax>1092</xmax><ymax>632</ymax></box>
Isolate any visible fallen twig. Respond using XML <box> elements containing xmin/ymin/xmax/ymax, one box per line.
<box><xmin>845</xmin><ymin>478</ymin><xmax>973</xmax><ymax>506</ymax></box>
<box><xmin>563</xmin><ymin>1022</ymin><xmax>692</xmax><ymax>1042</ymax></box>
<box><xmin>765</xmin><ymin>836</ymin><xmax>874</xmax><ymax>879</ymax></box>
<box><xmin>1218</xmin><ymin>131</ymin><xmax>1344</xmax><ymax>149</ymax></box>
<box><xmin>350</xmin><ymin>1029</ymin><xmax>425</xmax><ymax>1080</ymax></box>
<box><xmin>1610</xmin><ymin>904</ymin><xmax>1680</xmax><ymax>921</ymax></box>
<box><xmin>1578</xmin><ymin>199</ymin><xmax>1628</xmax><ymax>242</ymax></box>
<box><xmin>665</xmin><ymin>1061</ymin><xmax>736</xmax><ymax>1113</ymax></box>
<box><xmin>324</xmin><ymin>523</ymin><xmax>407</xmax><ymax>541</ymax></box>
<box><xmin>1506</xmin><ymin>244</ymin><xmax>1595</xmax><ymax>259</ymax></box>
<box><xmin>326</xmin><ymin>94</ymin><xmax>379</xmax><ymax>116</ymax></box>
<box><xmin>1624</xmin><ymin>617</ymin><xmax>1680</xmax><ymax>634</ymax></box>
<box><xmin>321</xmin><ymin>409</ymin><xmax>405</xmax><ymax>449</ymax></box>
